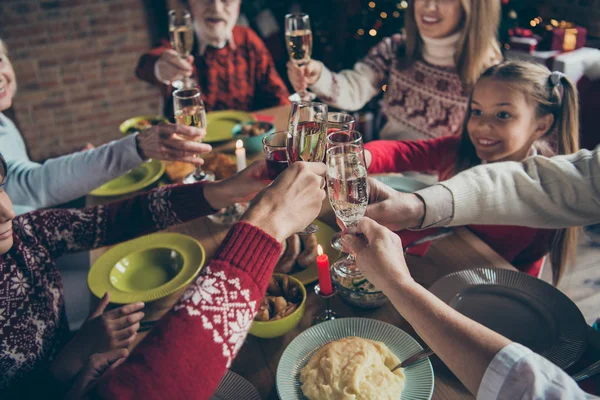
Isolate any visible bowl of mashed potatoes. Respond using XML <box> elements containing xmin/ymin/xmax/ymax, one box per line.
<box><xmin>276</xmin><ymin>318</ymin><xmax>434</xmax><ymax>400</ymax></box>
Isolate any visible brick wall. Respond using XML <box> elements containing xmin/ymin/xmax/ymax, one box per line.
<box><xmin>536</xmin><ymin>0</ymin><xmax>600</xmax><ymax>38</ymax></box>
<box><xmin>0</xmin><ymin>0</ymin><xmax>161</xmax><ymax>161</ymax></box>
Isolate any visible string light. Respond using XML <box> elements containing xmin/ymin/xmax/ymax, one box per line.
<box><xmin>368</xmin><ymin>1</ymin><xmax>376</xmax><ymax>8</ymax></box>
<box><xmin>530</xmin><ymin>20</ymin><xmax>536</xmax><ymax>27</ymax></box>
<box><xmin>382</xmin><ymin>84</ymin><xmax>387</xmax><ymax>91</ymax></box>
<box><xmin>401</xmin><ymin>1</ymin><xmax>408</xmax><ymax>8</ymax></box>
<box><xmin>357</xmin><ymin>28</ymin><xmax>365</xmax><ymax>35</ymax></box>
<box><xmin>369</xmin><ymin>29</ymin><xmax>377</xmax><ymax>36</ymax></box>
<box><xmin>393</xmin><ymin>11</ymin><xmax>400</xmax><ymax>18</ymax></box>
<box><xmin>380</xmin><ymin>11</ymin><xmax>387</xmax><ymax>18</ymax></box>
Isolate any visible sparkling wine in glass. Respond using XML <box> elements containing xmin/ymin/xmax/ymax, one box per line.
<box><xmin>169</xmin><ymin>9</ymin><xmax>195</xmax><ymax>89</ymax></box>
<box><xmin>327</xmin><ymin>112</ymin><xmax>356</xmax><ymax>135</ymax></box>
<box><xmin>173</xmin><ymin>88</ymin><xmax>214</xmax><ymax>182</ymax></box>
<box><xmin>286</xmin><ymin>101</ymin><xmax>328</xmax><ymax>234</ymax></box>
<box><xmin>285</xmin><ymin>13</ymin><xmax>314</xmax><ymax>100</ymax></box>
<box><xmin>326</xmin><ymin>142</ymin><xmax>369</xmax><ymax>276</ymax></box>
<box><xmin>263</xmin><ymin>131</ymin><xmax>289</xmax><ymax>180</ymax></box>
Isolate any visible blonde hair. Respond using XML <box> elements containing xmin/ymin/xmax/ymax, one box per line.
<box><xmin>456</xmin><ymin>60</ymin><xmax>580</xmax><ymax>285</ymax></box>
<box><xmin>403</xmin><ymin>0</ymin><xmax>501</xmax><ymax>87</ymax></box>
<box><xmin>0</xmin><ymin>38</ymin><xmax>6</xmax><ymax>55</ymax></box>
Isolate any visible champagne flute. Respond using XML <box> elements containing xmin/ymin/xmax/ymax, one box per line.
<box><xmin>169</xmin><ymin>9</ymin><xmax>195</xmax><ymax>89</ymax></box>
<box><xmin>327</xmin><ymin>131</ymin><xmax>366</xmax><ymax>251</ymax></box>
<box><xmin>327</xmin><ymin>112</ymin><xmax>356</xmax><ymax>135</ymax></box>
<box><xmin>285</xmin><ymin>13</ymin><xmax>315</xmax><ymax>100</ymax></box>
<box><xmin>173</xmin><ymin>88</ymin><xmax>215</xmax><ymax>182</ymax></box>
<box><xmin>326</xmin><ymin>142</ymin><xmax>369</xmax><ymax>277</ymax></box>
<box><xmin>286</xmin><ymin>101</ymin><xmax>328</xmax><ymax>234</ymax></box>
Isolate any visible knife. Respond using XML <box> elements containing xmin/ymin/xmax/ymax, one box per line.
<box><xmin>403</xmin><ymin>228</ymin><xmax>453</xmax><ymax>253</ymax></box>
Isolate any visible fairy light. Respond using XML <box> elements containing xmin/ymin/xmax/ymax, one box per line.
<box><xmin>368</xmin><ymin>1</ymin><xmax>376</xmax><ymax>8</ymax></box>
<box><xmin>393</xmin><ymin>11</ymin><xmax>400</xmax><ymax>18</ymax></box>
<box><xmin>369</xmin><ymin>29</ymin><xmax>377</xmax><ymax>36</ymax></box>
<box><xmin>382</xmin><ymin>84</ymin><xmax>387</xmax><ymax>91</ymax></box>
<box><xmin>380</xmin><ymin>11</ymin><xmax>388</xmax><ymax>18</ymax></box>
<box><xmin>530</xmin><ymin>20</ymin><xmax>537</xmax><ymax>27</ymax></box>
<box><xmin>357</xmin><ymin>28</ymin><xmax>365</xmax><ymax>35</ymax></box>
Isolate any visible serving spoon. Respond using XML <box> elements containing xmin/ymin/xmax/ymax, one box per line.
<box><xmin>391</xmin><ymin>347</ymin><xmax>434</xmax><ymax>372</ymax></box>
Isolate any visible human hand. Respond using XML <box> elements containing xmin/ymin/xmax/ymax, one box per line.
<box><xmin>286</xmin><ymin>60</ymin><xmax>322</xmax><ymax>94</ymax></box>
<box><xmin>65</xmin><ymin>349</ymin><xmax>129</xmax><ymax>400</ymax></box>
<box><xmin>135</xmin><ymin>123</ymin><xmax>212</xmax><ymax>165</ymax></box>
<box><xmin>204</xmin><ymin>161</ymin><xmax>270</xmax><ymax>209</ymax></box>
<box><xmin>51</xmin><ymin>293</ymin><xmax>144</xmax><ymax>382</ymax></box>
<box><xmin>241</xmin><ymin>162</ymin><xmax>326</xmax><ymax>242</ymax></box>
<box><xmin>155</xmin><ymin>49</ymin><xmax>194</xmax><ymax>84</ymax></box>
<box><xmin>365</xmin><ymin>177</ymin><xmax>425</xmax><ymax>231</ymax></box>
<box><xmin>340</xmin><ymin>217</ymin><xmax>414</xmax><ymax>293</ymax></box>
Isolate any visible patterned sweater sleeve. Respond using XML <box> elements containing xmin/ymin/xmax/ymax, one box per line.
<box><xmin>135</xmin><ymin>41</ymin><xmax>170</xmax><ymax>87</ymax></box>
<box><xmin>15</xmin><ymin>182</ymin><xmax>217</xmax><ymax>259</ymax></box>
<box><xmin>92</xmin><ymin>222</ymin><xmax>282</xmax><ymax>400</ymax></box>
<box><xmin>365</xmin><ymin>135</ymin><xmax>460</xmax><ymax>175</ymax></box>
<box><xmin>249</xmin><ymin>30</ymin><xmax>291</xmax><ymax>108</ymax></box>
<box><xmin>310</xmin><ymin>35</ymin><xmax>403</xmax><ymax>111</ymax></box>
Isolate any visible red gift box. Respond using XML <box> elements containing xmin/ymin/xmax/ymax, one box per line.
<box><xmin>539</xmin><ymin>21</ymin><xmax>587</xmax><ymax>52</ymax></box>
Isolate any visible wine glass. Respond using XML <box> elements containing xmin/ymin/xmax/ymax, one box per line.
<box><xmin>327</xmin><ymin>112</ymin><xmax>356</xmax><ymax>135</ymax></box>
<box><xmin>286</xmin><ymin>100</ymin><xmax>328</xmax><ymax>234</ymax></box>
<box><xmin>169</xmin><ymin>9</ymin><xmax>195</xmax><ymax>89</ymax></box>
<box><xmin>326</xmin><ymin>141</ymin><xmax>369</xmax><ymax>277</ymax></box>
<box><xmin>285</xmin><ymin>13</ymin><xmax>315</xmax><ymax>100</ymax></box>
<box><xmin>173</xmin><ymin>88</ymin><xmax>215</xmax><ymax>182</ymax></box>
<box><xmin>327</xmin><ymin>131</ymin><xmax>366</xmax><ymax>250</ymax></box>
<box><xmin>262</xmin><ymin>131</ymin><xmax>289</xmax><ymax>180</ymax></box>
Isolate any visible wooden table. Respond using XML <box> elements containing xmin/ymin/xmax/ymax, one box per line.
<box><xmin>90</xmin><ymin>105</ymin><xmax>517</xmax><ymax>400</ymax></box>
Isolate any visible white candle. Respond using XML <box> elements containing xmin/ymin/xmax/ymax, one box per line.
<box><xmin>235</xmin><ymin>140</ymin><xmax>246</xmax><ymax>172</ymax></box>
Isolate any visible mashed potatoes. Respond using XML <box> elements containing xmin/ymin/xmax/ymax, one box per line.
<box><xmin>300</xmin><ymin>337</ymin><xmax>405</xmax><ymax>400</ymax></box>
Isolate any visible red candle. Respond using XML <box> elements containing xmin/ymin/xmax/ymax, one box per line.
<box><xmin>316</xmin><ymin>245</ymin><xmax>333</xmax><ymax>295</ymax></box>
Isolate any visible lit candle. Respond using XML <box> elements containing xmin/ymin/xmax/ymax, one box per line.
<box><xmin>235</xmin><ymin>139</ymin><xmax>246</xmax><ymax>172</ymax></box>
<box><xmin>316</xmin><ymin>244</ymin><xmax>333</xmax><ymax>295</ymax></box>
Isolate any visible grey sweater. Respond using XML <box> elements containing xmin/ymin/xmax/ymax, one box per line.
<box><xmin>0</xmin><ymin>113</ymin><xmax>144</xmax><ymax>215</ymax></box>
<box><xmin>416</xmin><ymin>147</ymin><xmax>600</xmax><ymax>229</ymax></box>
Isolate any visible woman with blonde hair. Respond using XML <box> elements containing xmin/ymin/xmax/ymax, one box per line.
<box><xmin>288</xmin><ymin>0</ymin><xmax>501</xmax><ymax>141</ymax></box>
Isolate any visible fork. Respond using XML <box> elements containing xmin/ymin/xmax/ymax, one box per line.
<box><xmin>571</xmin><ymin>360</ymin><xmax>600</xmax><ymax>382</ymax></box>
<box><xmin>391</xmin><ymin>347</ymin><xmax>434</xmax><ymax>372</ymax></box>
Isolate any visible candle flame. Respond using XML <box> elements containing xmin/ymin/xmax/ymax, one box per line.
<box><xmin>236</xmin><ymin>139</ymin><xmax>243</xmax><ymax>149</ymax></box>
<box><xmin>317</xmin><ymin>244</ymin><xmax>323</xmax><ymax>256</ymax></box>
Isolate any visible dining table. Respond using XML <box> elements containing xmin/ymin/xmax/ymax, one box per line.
<box><xmin>88</xmin><ymin>104</ymin><xmax>518</xmax><ymax>400</ymax></box>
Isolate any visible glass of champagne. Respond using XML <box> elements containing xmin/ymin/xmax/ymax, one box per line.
<box><xmin>173</xmin><ymin>88</ymin><xmax>215</xmax><ymax>182</ymax></box>
<box><xmin>326</xmin><ymin>141</ymin><xmax>369</xmax><ymax>277</ymax></box>
<box><xmin>285</xmin><ymin>13</ymin><xmax>315</xmax><ymax>100</ymax></box>
<box><xmin>263</xmin><ymin>131</ymin><xmax>289</xmax><ymax>180</ymax></box>
<box><xmin>327</xmin><ymin>131</ymin><xmax>366</xmax><ymax>250</ymax></box>
<box><xmin>169</xmin><ymin>9</ymin><xmax>194</xmax><ymax>89</ymax></box>
<box><xmin>327</xmin><ymin>112</ymin><xmax>356</xmax><ymax>135</ymax></box>
<box><xmin>286</xmin><ymin>100</ymin><xmax>328</xmax><ymax>234</ymax></box>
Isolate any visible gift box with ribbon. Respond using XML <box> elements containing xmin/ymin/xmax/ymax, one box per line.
<box><xmin>508</xmin><ymin>28</ymin><xmax>540</xmax><ymax>53</ymax></box>
<box><xmin>538</xmin><ymin>20</ymin><xmax>587</xmax><ymax>52</ymax></box>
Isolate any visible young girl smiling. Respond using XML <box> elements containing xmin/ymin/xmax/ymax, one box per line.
<box><xmin>365</xmin><ymin>60</ymin><xmax>579</xmax><ymax>283</ymax></box>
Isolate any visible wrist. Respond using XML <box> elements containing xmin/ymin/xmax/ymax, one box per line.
<box><xmin>134</xmin><ymin>133</ymin><xmax>148</xmax><ymax>160</ymax></box>
<box><xmin>241</xmin><ymin>200</ymin><xmax>285</xmax><ymax>243</ymax></box>
<box><xmin>203</xmin><ymin>180</ymin><xmax>231</xmax><ymax>210</ymax></box>
<box><xmin>407</xmin><ymin>194</ymin><xmax>425</xmax><ymax>229</ymax></box>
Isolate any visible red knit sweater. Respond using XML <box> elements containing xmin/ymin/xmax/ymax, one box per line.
<box><xmin>2</xmin><ymin>182</ymin><xmax>281</xmax><ymax>399</ymax></box>
<box><xmin>366</xmin><ymin>135</ymin><xmax>556</xmax><ymax>276</ymax></box>
<box><xmin>136</xmin><ymin>26</ymin><xmax>290</xmax><ymax>119</ymax></box>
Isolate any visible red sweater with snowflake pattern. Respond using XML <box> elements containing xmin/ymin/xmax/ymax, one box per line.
<box><xmin>2</xmin><ymin>182</ymin><xmax>281</xmax><ymax>400</ymax></box>
<box><xmin>366</xmin><ymin>135</ymin><xmax>557</xmax><ymax>276</ymax></box>
<box><xmin>136</xmin><ymin>26</ymin><xmax>290</xmax><ymax>120</ymax></box>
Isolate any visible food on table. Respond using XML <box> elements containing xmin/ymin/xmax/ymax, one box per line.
<box><xmin>239</xmin><ymin>122</ymin><xmax>270</xmax><ymax>137</ymax></box>
<box><xmin>202</xmin><ymin>152</ymin><xmax>237</xmax><ymax>180</ymax></box>
<box><xmin>254</xmin><ymin>275</ymin><xmax>303</xmax><ymax>322</ymax></box>
<box><xmin>332</xmin><ymin>272</ymin><xmax>388</xmax><ymax>309</ymax></box>
<box><xmin>300</xmin><ymin>336</ymin><xmax>405</xmax><ymax>400</ymax></box>
<box><xmin>274</xmin><ymin>233</ymin><xmax>318</xmax><ymax>274</ymax></box>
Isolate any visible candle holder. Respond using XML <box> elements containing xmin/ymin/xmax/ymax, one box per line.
<box><xmin>312</xmin><ymin>284</ymin><xmax>340</xmax><ymax>325</ymax></box>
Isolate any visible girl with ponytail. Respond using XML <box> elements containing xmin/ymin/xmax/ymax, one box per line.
<box><xmin>365</xmin><ymin>60</ymin><xmax>580</xmax><ymax>284</ymax></box>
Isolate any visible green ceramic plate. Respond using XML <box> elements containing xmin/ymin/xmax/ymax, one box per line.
<box><xmin>276</xmin><ymin>317</ymin><xmax>434</xmax><ymax>400</ymax></box>
<box><xmin>120</xmin><ymin>115</ymin><xmax>169</xmax><ymax>135</ymax></box>
<box><xmin>88</xmin><ymin>232</ymin><xmax>205</xmax><ymax>304</ymax></box>
<box><xmin>372</xmin><ymin>174</ymin><xmax>430</xmax><ymax>193</ymax></box>
<box><xmin>290</xmin><ymin>220</ymin><xmax>339</xmax><ymax>285</ymax></box>
<box><xmin>205</xmin><ymin>110</ymin><xmax>255</xmax><ymax>143</ymax></box>
<box><xmin>90</xmin><ymin>160</ymin><xmax>165</xmax><ymax>197</ymax></box>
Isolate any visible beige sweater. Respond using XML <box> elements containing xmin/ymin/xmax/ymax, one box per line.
<box><xmin>416</xmin><ymin>147</ymin><xmax>600</xmax><ymax>229</ymax></box>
